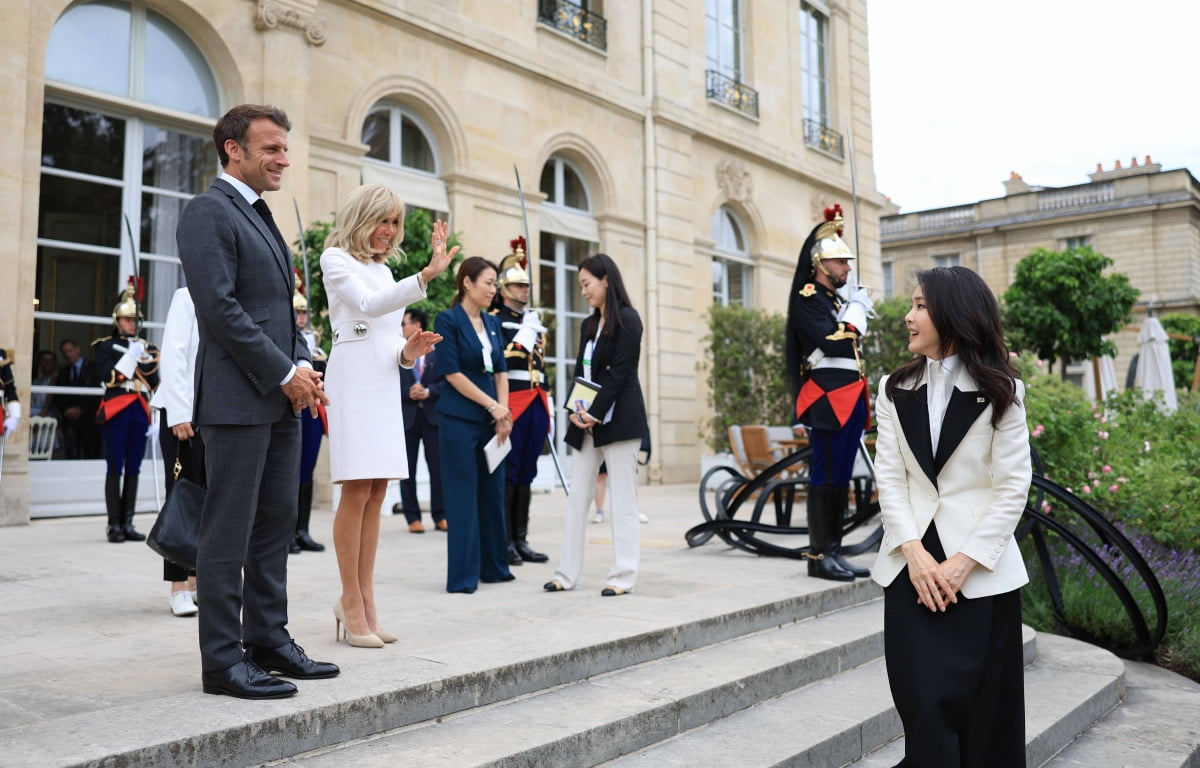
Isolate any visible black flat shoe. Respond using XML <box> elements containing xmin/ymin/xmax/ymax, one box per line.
<box><xmin>543</xmin><ymin>580</ymin><xmax>566</xmax><ymax>592</ymax></box>
<box><xmin>507</xmin><ymin>543</ymin><xmax>524</xmax><ymax>566</ymax></box>
<box><xmin>601</xmin><ymin>586</ymin><xmax>629</xmax><ymax>597</ymax></box>
<box><xmin>515</xmin><ymin>541</ymin><xmax>549</xmax><ymax>563</ymax></box>
<box><xmin>245</xmin><ymin>640</ymin><xmax>339</xmax><ymax>679</ymax></box>
<box><xmin>202</xmin><ymin>660</ymin><xmax>297</xmax><ymax>699</ymax></box>
<box><xmin>295</xmin><ymin>531</ymin><xmax>325</xmax><ymax>552</ymax></box>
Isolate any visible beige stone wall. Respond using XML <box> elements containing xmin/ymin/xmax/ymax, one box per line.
<box><xmin>2</xmin><ymin>0</ymin><xmax>880</xmax><ymax>519</ymax></box>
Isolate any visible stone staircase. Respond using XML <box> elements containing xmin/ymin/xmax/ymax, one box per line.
<box><xmin>266</xmin><ymin>581</ymin><xmax>1197</xmax><ymax>768</ymax></box>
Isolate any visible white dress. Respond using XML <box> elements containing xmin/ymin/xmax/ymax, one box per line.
<box><xmin>320</xmin><ymin>247</ymin><xmax>425</xmax><ymax>482</ymax></box>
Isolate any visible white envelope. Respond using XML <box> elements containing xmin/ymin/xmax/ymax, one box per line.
<box><xmin>484</xmin><ymin>433</ymin><xmax>512</xmax><ymax>473</ymax></box>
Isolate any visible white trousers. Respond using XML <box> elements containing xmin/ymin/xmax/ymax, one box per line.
<box><xmin>553</xmin><ymin>434</ymin><xmax>640</xmax><ymax>591</ymax></box>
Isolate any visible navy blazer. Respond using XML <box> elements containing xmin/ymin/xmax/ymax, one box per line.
<box><xmin>433</xmin><ymin>304</ymin><xmax>507</xmax><ymax>423</ymax></box>
<box><xmin>400</xmin><ymin>349</ymin><xmax>443</xmax><ymax>429</ymax></box>
<box><xmin>565</xmin><ymin>306</ymin><xmax>648</xmax><ymax>450</ymax></box>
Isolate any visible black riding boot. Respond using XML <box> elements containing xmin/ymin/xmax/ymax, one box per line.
<box><xmin>830</xmin><ymin>486</ymin><xmax>869</xmax><ymax>577</ymax></box>
<box><xmin>513</xmin><ymin>484</ymin><xmax>548</xmax><ymax>563</ymax></box>
<box><xmin>294</xmin><ymin>481</ymin><xmax>325</xmax><ymax>552</ymax></box>
<box><xmin>504</xmin><ymin>485</ymin><xmax>523</xmax><ymax>566</ymax></box>
<box><xmin>120</xmin><ymin>474</ymin><xmax>146</xmax><ymax>541</ymax></box>
<box><xmin>105</xmin><ymin>474</ymin><xmax>125</xmax><ymax>542</ymax></box>
<box><xmin>805</xmin><ymin>486</ymin><xmax>855</xmax><ymax>581</ymax></box>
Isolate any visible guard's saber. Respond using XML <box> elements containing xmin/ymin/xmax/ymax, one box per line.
<box><xmin>845</xmin><ymin>119</ymin><xmax>862</xmax><ymax>288</ymax></box>
<box><xmin>293</xmin><ymin>199</ymin><xmax>311</xmax><ymax>297</ymax></box>
<box><xmin>515</xmin><ymin>164</ymin><xmax>570</xmax><ymax>496</ymax></box>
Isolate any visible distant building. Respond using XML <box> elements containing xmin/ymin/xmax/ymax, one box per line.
<box><xmin>0</xmin><ymin>0</ymin><xmax>881</xmax><ymax>523</ymax></box>
<box><xmin>880</xmin><ymin>158</ymin><xmax>1200</xmax><ymax>383</ymax></box>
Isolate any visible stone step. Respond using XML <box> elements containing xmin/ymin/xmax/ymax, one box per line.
<box><xmin>849</xmin><ymin>632</ymin><xmax>1125</xmax><ymax>768</ymax></box>
<box><xmin>273</xmin><ymin>600</ymin><xmax>888</xmax><ymax>767</ymax></box>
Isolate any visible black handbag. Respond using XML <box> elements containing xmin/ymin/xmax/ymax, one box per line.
<box><xmin>146</xmin><ymin>448</ymin><xmax>204</xmax><ymax>569</ymax></box>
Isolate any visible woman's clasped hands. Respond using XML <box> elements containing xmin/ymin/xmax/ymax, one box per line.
<box><xmin>900</xmin><ymin>540</ymin><xmax>978</xmax><ymax>613</ymax></box>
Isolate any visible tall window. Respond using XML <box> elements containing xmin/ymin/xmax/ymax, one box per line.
<box><xmin>882</xmin><ymin>261</ymin><xmax>894</xmax><ymax>299</ymax></box>
<box><xmin>360</xmin><ymin>103</ymin><xmax>450</xmax><ymax>216</ymax></box>
<box><xmin>799</xmin><ymin>2</ymin><xmax>829</xmax><ymax>126</ymax></box>
<box><xmin>711</xmin><ymin>207</ymin><xmax>751</xmax><ymax>306</ymax></box>
<box><xmin>537</xmin><ymin>156</ymin><xmax>598</xmax><ymax>447</ymax></box>
<box><xmin>37</xmin><ymin>0</ymin><xmax>219</xmax><ymax>401</ymax></box>
<box><xmin>706</xmin><ymin>0</ymin><xmax>743</xmax><ymax>80</ymax></box>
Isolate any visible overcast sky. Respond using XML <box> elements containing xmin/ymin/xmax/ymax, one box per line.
<box><xmin>867</xmin><ymin>0</ymin><xmax>1200</xmax><ymax>213</ymax></box>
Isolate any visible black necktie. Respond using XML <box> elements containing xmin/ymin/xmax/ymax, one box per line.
<box><xmin>252</xmin><ymin>198</ymin><xmax>288</xmax><ymax>256</ymax></box>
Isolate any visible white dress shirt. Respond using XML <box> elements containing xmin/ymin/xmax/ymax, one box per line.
<box><xmin>926</xmin><ymin>354</ymin><xmax>960</xmax><ymax>453</ymax></box>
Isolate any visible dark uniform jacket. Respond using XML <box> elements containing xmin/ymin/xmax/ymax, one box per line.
<box><xmin>92</xmin><ymin>332</ymin><xmax>160</xmax><ymax>422</ymax></box>
<box><xmin>785</xmin><ymin>281</ymin><xmax>867</xmax><ymax>431</ymax></box>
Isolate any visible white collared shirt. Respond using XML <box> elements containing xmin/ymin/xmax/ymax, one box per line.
<box><xmin>927</xmin><ymin>354</ymin><xmax>960</xmax><ymax>453</ymax></box>
<box><xmin>219</xmin><ymin>172</ymin><xmax>260</xmax><ymax>206</ymax></box>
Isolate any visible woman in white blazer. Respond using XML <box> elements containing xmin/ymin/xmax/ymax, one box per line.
<box><xmin>872</xmin><ymin>266</ymin><xmax>1032</xmax><ymax>768</ymax></box>
<box><xmin>321</xmin><ymin>184</ymin><xmax>453</xmax><ymax>647</ymax></box>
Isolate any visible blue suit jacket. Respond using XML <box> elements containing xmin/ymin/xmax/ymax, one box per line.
<box><xmin>400</xmin><ymin>349</ymin><xmax>443</xmax><ymax>429</ymax></box>
<box><xmin>433</xmin><ymin>304</ymin><xmax>507</xmax><ymax>423</ymax></box>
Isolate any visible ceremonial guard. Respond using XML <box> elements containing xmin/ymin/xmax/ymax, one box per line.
<box><xmin>785</xmin><ymin>205</ymin><xmax>875</xmax><ymax>581</ymax></box>
<box><xmin>292</xmin><ymin>274</ymin><xmax>327</xmax><ymax>554</ymax></box>
<box><xmin>490</xmin><ymin>238</ymin><xmax>551</xmax><ymax>565</ymax></box>
<box><xmin>0</xmin><ymin>348</ymin><xmax>19</xmax><ymax>441</ymax></box>
<box><xmin>93</xmin><ymin>278</ymin><xmax>160</xmax><ymax>542</ymax></box>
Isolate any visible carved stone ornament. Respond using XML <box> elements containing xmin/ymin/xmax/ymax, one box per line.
<box><xmin>715</xmin><ymin>160</ymin><xmax>753</xmax><ymax>203</ymax></box>
<box><xmin>255</xmin><ymin>0</ymin><xmax>327</xmax><ymax>46</ymax></box>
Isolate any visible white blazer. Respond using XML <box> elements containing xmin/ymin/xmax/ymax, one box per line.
<box><xmin>871</xmin><ymin>368</ymin><xmax>1032</xmax><ymax>599</ymax></box>
<box><xmin>149</xmin><ymin>287</ymin><xmax>199</xmax><ymax>428</ymax></box>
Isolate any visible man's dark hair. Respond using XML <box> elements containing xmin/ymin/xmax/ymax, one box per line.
<box><xmin>213</xmin><ymin>104</ymin><xmax>291</xmax><ymax>167</ymax></box>
<box><xmin>405</xmin><ymin>307</ymin><xmax>429</xmax><ymax>332</ymax></box>
<box><xmin>60</xmin><ymin>338</ymin><xmax>78</xmax><ymax>350</ymax></box>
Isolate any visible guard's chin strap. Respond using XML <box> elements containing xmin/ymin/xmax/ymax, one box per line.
<box><xmin>814</xmin><ymin>257</ymin><xmax>833</xmax><ymax>278</ymax></box>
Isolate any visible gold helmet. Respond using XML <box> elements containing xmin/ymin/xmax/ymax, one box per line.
<box><xmin>111</xmin><ymin>276</ymin><xmax>142</xmax><ymax>322</ymax></box>
<box><xmin>293</xmin><ymin>269</ymin><xmax>309</xmax><ymax>312</ymax></box>
<box><xmin>809</xmin><ymin>205</ymin><xmax>856</xmax><ymax>274</ymax></box>
<box><xmin>498</xmin><ymin>236</ymin><xmax>531</xmax><ymax>302</ymax></box>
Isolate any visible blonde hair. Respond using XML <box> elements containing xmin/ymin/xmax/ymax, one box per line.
<box><xmin>326</xmin><ymin>184</ymin><xmax>405</xmax><ymax>263</ymax></box>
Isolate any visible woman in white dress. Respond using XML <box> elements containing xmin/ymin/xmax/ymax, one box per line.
<box><xmin>320</xmin><ymin>184</ymin><xmax>454</xmax><ymax>647</ymax></box>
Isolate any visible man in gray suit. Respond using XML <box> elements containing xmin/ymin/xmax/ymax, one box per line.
<box><xmin>178</xmin><ymin>104</ymin><xmax>337</xmax><ymax>699</ymax></box>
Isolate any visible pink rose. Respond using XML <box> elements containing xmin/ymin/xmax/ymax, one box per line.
<box><xmin>1101</xmin><ymin>465</ymin><xmax>1112</xmax><ymax>473</ymax></box>
<box><xmin>1108</xmin><ymin>485</ymin><xmax>1119</xmax><ymax>493</ymax></box>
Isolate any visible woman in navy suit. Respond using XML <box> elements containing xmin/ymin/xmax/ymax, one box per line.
<box><xmin>544</xmin><ymin>253</ymin><xmax>648</xmax><ymax>596</ymax></box>
<box><xmin>872</xmin><ymin>266</ymin><xmax>1032</xmax><ymax>767</ymax></box>
<box><xmin>435</xmin><ymin>257</ymin><xmax>514</xmax><ymax>593</ymax></box>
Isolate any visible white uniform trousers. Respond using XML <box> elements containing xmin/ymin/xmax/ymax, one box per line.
<box><xmin>553</xmin><ymin>434</ymin><xmax>641</xmax><ymax>591</ymax></box>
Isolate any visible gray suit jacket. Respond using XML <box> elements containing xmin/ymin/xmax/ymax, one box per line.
<box><xmin>177</xmin><ymin>178</ymin><xmax>310</xmax><ymax>425</ymax></box>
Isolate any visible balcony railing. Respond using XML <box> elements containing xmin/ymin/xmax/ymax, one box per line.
<box><xmin>802</xmin><ymin>118</ymin><xmax>844</xmax><ymax>159</ymax></box>
<box><xmin>538</xmin><ymin>0</ymin><xmax>607</xmax><ymax>51</ymax></box>
<box><xmin>706</xmin><ymin>69</ymin><xmax>759</xmax><ymax>118</ymax></box>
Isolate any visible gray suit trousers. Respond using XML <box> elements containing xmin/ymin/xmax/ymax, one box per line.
<box><xmin>197</xmin><ymin>417</ymin><xmax>300</xmax><ymax>671</ymax></box>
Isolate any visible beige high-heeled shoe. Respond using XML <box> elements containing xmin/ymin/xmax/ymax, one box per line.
<box><xmin>372</xmin><ymin>628</ymin><xmax>399</xmax><ymax>644</ymax></box>
<box><xmin>333</xmin><ymin>599</ymin><xmax>384</xmax><ymax>648</ymax></box>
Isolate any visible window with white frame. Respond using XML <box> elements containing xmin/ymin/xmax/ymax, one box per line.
<box><xmin>933</xmin><ymin>253</ymin><xmax>961</xmax><ymax>269</ymax></box>
<box><xmin>360</xmin><ymin>104</ymin><xmax>450</xmax><ymax>216</ymax></box>
<box><xmin>882</xmin><ymin>261</ymin><xmax>894</xmax><ymax>299</ymax></box>
<box><xmin>706</xmin><ymin>0</ymin><xmax>743</xmax><ymax>81</ymax></box>
<box><xmin>711</xmin><ymin>206</ymin><xmax>751</xmax><ymax>306</ymax></box>
<box><xmin>37</xmin><ymin>0</ymin><xmax>219</xmax><ymax>414</ymax></box>
<box><xmin>538</xmin><ymin>156</ymin><xmax>599</xmax><ymax>450</ymax></box>
<box><xmin>1060</xmin><ymin>235</ymin><xmax>1094</xmax><ymax>251</ymax></box>
<box><xmin>799</xmin><ymin>2</ymin><xmax>829</xmax><ymax>127</ymax></box>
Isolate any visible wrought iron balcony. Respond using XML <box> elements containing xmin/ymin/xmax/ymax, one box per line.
<box><xmin>705</xmin><ymin>69</ymin><xmax>759</xmax><ymax>118</ymax></box>
<box><xmin>538</xmin><ymin>0</ymin><xmax>607</xmax><ymax>51</ymax></box>
<box><xmin>803</xmin><ymin>118</ymin><xmax>844</xmax><ymax>159</ymax></box>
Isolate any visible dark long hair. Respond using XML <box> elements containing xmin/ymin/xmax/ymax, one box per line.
<box><xmin>452</xmin><ymin>256</ymin><xmax>498</xmax><ymax>306</ymax></box>
<box><xmin>885</xmin><ymin>266</ymin><xmax>1020</xmax><ymax>426</ymax></box>
<box><xmin>578</xmin><ymin>253</ymin><xmax>635</xmax><ymax>341</ymax></box>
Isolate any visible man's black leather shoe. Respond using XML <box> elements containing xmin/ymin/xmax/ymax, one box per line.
<box><xmin>245</xmin><ymin>640</ymin><xmax>340</xmax><ymax>679</ymax></box>
<box><xmin>201</xmin><ymin>660</ymin><xmax>297</xmax><ymax>699</ymax></box>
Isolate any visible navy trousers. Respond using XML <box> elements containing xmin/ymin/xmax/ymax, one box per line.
<box><xmin>438</xmin><ymin>413</ymin><xmax>510</xmax><ymax>592</ymax></box>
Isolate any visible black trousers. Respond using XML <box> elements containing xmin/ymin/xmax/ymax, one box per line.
<box><xmin>884</xmin><ymin>524</ymin><xmax>1025</xmax><ymax>768</ymax></box>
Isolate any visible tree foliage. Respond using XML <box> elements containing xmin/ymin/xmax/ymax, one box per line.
<box><xmin>291</xmin><ymin>208</ymin><xmax>463</xmax><ymax>355</ymax></box>
<box><xmin>1161</xmin><ymin>313</ymin><xmax>1200</xmax><ymax>392</ymax></box>
<box><xmin>698</xmin><ymin>305</ymin><xmax>790</xmax><ymax>452</ymax></box>
<box><xmin>1001</xmin><ymin>246</ymin><xmax>1138</xmax><ymax>368</ymax></box>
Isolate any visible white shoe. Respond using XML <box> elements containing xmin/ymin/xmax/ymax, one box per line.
<box><xmin>170</xmin><ymin>591</ymin><xmax>198</xmax><ymax>617</ymax></box>
<box><xmin>590</xmin><ymin>510</ymin><xmax>604</xmax><ymax>524</ymax></box>
<box><xmin>638</xmin><ymin>512</ymin><xmax>650</xmax><ymax>524</ymax></box>
<box><xmin>189</xmin><ymin>590</ymin><xmax>198</xmax><ymax>604</ymax></box>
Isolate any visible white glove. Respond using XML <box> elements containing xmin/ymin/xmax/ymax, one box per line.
<box><xmin>512</xmin><ymin>309</ymin><xmax>547</xmax><ymax>351</ymax></box>
<box><xmin>126</xmin><ymin>339</ymin><xmax>146</xmax><ymax>359</ymax></box>
<box><xmin>847</xmin><ymin>285</ymin><xmax>875</xmax><ymax>316</ymax></box>
<box><xmin>146</xmin><ymin>417</ymin><xmax>159</xmax><ymax>438</ymax></box>
<box><xmin>3</xmin><ymin>417</ymin><xmax>18</xmax><ymax>435</ymax></box>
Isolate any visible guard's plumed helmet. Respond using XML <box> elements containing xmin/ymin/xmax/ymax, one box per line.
<box><xmin>293</xmin><ymin>270</ymin><xmax>309</xmax><ymax>312</ymax></box>
<box><xmin>498</xmin><ymin>237</ymin><xmax>531</xmax><ymax>302</ymax></box>
<box><xmin>111</xmin><ymin>276</ymin><xmax>142</xmax><ymax>322</ymax></box>
<box><xmin>807</xmin><ymin>204</ymin><xmax>856</xmax><ymax>275</ymax></box>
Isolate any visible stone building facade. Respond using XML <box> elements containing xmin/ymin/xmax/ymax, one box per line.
<box><xmin>880</xmin><ymin>159</ymin><xmax>1200</xmax><ymax>379</ymax></box>
<box><xmin>0</xmin><ymin>0</ymin><xmax>881</xmax><ymax>523</ymax></box>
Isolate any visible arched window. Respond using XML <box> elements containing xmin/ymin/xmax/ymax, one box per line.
<box><xmin>536</xmin><ymin>155</ymin><xmax>599</xmax><ymax>448</ymax></box>
<box><xmin>711</xmin><ymin>206</ymin><xmax>751</xmax><ymax>306</ymax></box>
<box><xmin>36</xmin><ymin>0</ymin><xmax>220</xmax><ymax>460</ymax></box>
<box><xmin>360</xmin><ymin>103</ymin><xmax>448</xmax><ymax>215</ymax></box>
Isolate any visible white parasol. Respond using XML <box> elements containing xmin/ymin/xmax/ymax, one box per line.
<box><xmin>1082</xmin><ymin>354</ymin><xmax>1117</xmax><ymax>402</ymax></box>
<box><xmin>1135</xmin><ymin>317</ymin><xmax>1177</xmax><ymax>413</ymax></box>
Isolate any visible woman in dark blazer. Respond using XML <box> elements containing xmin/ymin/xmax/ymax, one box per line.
<box><xmin>872</xmin><ymin>266</ymin><xmax>1032</xmax><ymax>767</ymax></box>
<box><xmin>435</xmin><ymin>257</ymin><xmax>514</xmax><ymax>593</ymax></box>
<box><xmin>544</xmin><ymin>253</ymin><xmax>648</xmax><ymax>596</ymax></box>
